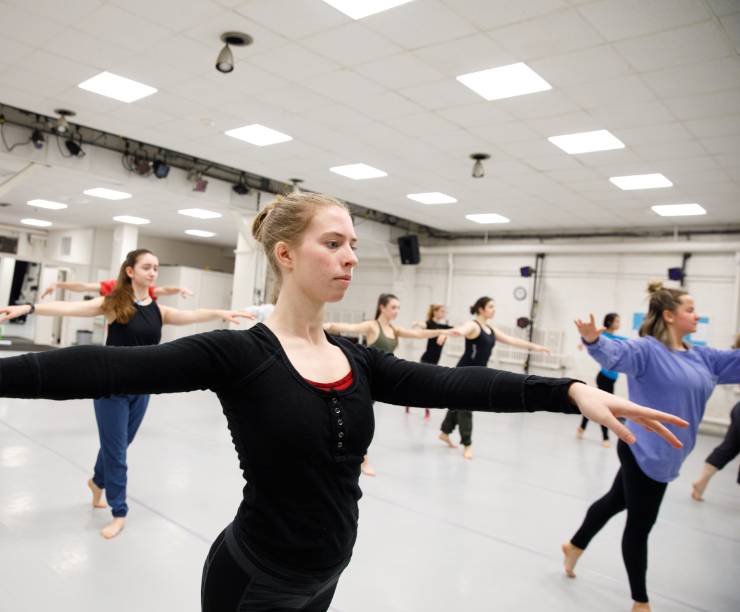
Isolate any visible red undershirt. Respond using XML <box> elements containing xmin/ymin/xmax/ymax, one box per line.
<box><xmin>305</xmin><ymin>370</ymin><xmax>353</xmax><ymax>392</ymax></box>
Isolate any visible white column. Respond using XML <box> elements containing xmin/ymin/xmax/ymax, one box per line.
<box><xmin>110</xmin><ymin>224</ymin><xmax>139</xmax><ymax>277</ymax></box>
<box><xmin>230</xmin><ymin>213</ymin><xmax>265</xmax><ymax>312</ymax></box>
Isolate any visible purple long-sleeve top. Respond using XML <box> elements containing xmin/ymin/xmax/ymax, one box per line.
<box><xmin>585</xmin><ymin>334</ymin><xmax>740</xmax><ymax>482</ymax></box>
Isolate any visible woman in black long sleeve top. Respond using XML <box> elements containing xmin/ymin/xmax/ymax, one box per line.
<box><xmin>0</xmin><ymin>192</ymin><xmax>687</xmax><ymax>612</ymax></box>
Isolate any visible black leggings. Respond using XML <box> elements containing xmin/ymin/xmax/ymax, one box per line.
<box><xmin>706</xmin><ymin>401</ymin><xmax>740</xmax><ymax>484</ymax></box>
<box><xmin>201</xmin><ymin>524</ymin><xmax>346</xmax><ymax>612</ymax></box>
<box><xmin>440</xmin><ymin>409</ymin><xmax>473</xmax><ymax>446</ymax></box>
<box><xmin>570</xmin><ymin>441</ymin><xmax>667</xmax><ymax>603</ymax></box>
<box><xmin>580</xmin><ymin>372</ymin><xmax>615</xmax><ymax>441</ymax></box>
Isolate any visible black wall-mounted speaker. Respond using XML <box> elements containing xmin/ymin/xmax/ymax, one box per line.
<box><xmin>397</xmin><ymin>234</ymin><xmax>420</xmax><ymax>265</ymax></box>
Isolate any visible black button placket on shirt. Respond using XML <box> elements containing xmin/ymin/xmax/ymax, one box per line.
<box><xmin>329</xmin><ymin>392</ymin><xmax>347</xmax><ymax>461</ymax></box>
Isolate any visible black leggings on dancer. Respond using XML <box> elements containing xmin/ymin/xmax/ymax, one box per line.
<box><xmin>202</xmin><ymin>524</ymin><xmax>347</xmax><ymax>612</ymax></box>
<box><xmin>580</xmin><ymin>372</ymin><xmax>614</xmax><ymax>441</ymax></box>
<box><xmin>706</xmin><ymin>401</ymin><xmax>740</xmax><ymax>483</ymax></box>
<box><xmin>570</xmin><ymin>441</ymin><xmax>667</xmax><ymax>603</ymax></box>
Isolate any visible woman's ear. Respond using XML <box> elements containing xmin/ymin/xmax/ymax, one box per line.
<box><xmin>274</xmin><ymin>241</ymin><xmax>294</xmax><ymax>273</ymax></box>
<box><xmin>662</xmin><ymin>309</ymin><xmax>675</xmax><ymax>325</ymax></box>
<box><xmin>125</xmin><ymin>266</ymin><xmax>134</xmax><ymax>279</ymax></box>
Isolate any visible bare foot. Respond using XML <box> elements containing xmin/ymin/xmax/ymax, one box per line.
<box><xmin>438</xmin><ymin>432</ymin><xmax>457</xmax><ymax>448</ymax></box>
<box><xmin>691</xmin><ymin>481</ymin><xmax>705</xmax><ymax>502</ymax></box>
<box><xmin>87</xmin><ymin>479</ymin><xmax>107</xmax><ymax>509</ymax></box>
<box><xmin>601</xmin><ymin>440</ymin><xmax>611</xmax><ymax>448</ymax></box>
<box><xmin>632</xmin><ymin>602</ymin><xmax>651</xmax><ymax>612</ymax></box>
<box><xmin>562</xmin><ymin>542</ymin><xmax>583</xmax><ymax>578</ymax></box>
<box><xmin>100</xmin><ymin>517</ymin><xmax>125</xmax><ymax>539</ymax></box>
<box><xmin>575</xmin><ymin>427</ymin><xmax>584</xmax><ymax>439</ymax></box>
<box><xmin>463</xmin><ymin>445</ymin><xmax>473</xmax><ymax>460</ymax></box>
<box><xmin>361</xmin><ymin>456</ymin><xmax>376</xmax><ymax>477</ymax></box>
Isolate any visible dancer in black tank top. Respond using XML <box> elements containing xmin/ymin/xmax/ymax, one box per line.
<box><xmin>0</xmin><ymin>248</ymin><xmax>252</xmax><ymax>539</ymax></box>
<box><xmin>440</xmin><ymin>296</ymin><xmax>550</xmax><ymax>460</ymax></box>
<box><xmin>407</xmin><ymin>304</ymin><xmax>453</xmax><ymax>419</ymax></box>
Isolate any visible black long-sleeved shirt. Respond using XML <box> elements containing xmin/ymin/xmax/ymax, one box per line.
<box><xmin>0</xmin><ymin>322</ymin><xmax>578</xmax><ymax>573</ymax></box>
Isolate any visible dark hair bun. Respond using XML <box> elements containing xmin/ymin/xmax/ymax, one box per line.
<box><xmin>647</xmin><ymin>281</ymin><xmax>664</xmax><ymax>295</ymax></box>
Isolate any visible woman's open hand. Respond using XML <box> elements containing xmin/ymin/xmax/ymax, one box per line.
<box><xmin>568</xmin><ymin>382</ymin><xmax>688</xmax><ymax>448</ymax></box>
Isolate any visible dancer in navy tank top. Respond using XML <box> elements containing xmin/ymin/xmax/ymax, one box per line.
<box><xmin>440</xmin><ymin>296</ymin><xmax>549</xmax><ymax>459</ymax></box>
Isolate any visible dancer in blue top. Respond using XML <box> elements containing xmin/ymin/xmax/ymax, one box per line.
<box><xmin>562</xmin><ymin>281</ymin><xmax>740</xmax><ymax>612</ymax></box>
<box><xmin>576</xmin><ymin>312</ymin><xmax>627</xmax><ymax>447</ymax></box>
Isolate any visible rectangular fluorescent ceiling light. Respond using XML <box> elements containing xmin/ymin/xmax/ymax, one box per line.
<box><xmin>651</xmin><ymin>203</ymin><xmax>706</xmax><ymax>217</ymax></box>
<box><xmin>78</xmin><ymin>71</ymin><xmax>157</xmax><ymax>103</ymax></box>
<box><xmin>185</xmin><ymin>229</ymin><xmax>216</xmax><ymax>238</ymax></box>
<box><xmin>610</xmin><ymin>173</ymin><xmax>672</xmax><ymax>190</ymax></box>
<box><xmin>27</xmin><ymin>199</ymin><xmax>67</xmax><ymax>210</ymax></box>
<box><xmin>84</xmin><ymin>187</ymin><xmax>132</xmax><ymax>200</ymax></box>
<box><xmin>321</xmin><ymin>0</ymin><xmax>414</xmax><ymax>19</ymax></box>
<box><xmin>330</xmin><ymin>163</ymin><xmax>387</xmax><ymax>180</ymax></box>
<box><xmin>113</xmin><ymin>215</ymin><xmax>150</xmax><ymax>225</ymax></box>
<box><xmin>225</xmin><ymin>124</ymin><xmax>293</xmax><ymax>146</ymax></box>
<box><xmin>465</xmin><ymin>213</ymin><xmax>510</xmax><ymax>224</ymax></box>
<box><xmin>456</xmin><ymin>62</ymin><xmax>551</xmax><ymax>101</ymax></box>
<box><xmin>407</xmin><ymin>192</ymin><xmax>457</xmax><ymax>205</ymax></box>
<box><xmin>21</xmin><ymin>218</ymin><xmax>53</xmax><ymax>227</ymax></box>
<box><xmin>178</xmin><ymin>208</ymin><xmax>222</xmax><ymax>219</ymax></box>
<box><xmin>548</xmin><ymin>130</ymin><xmax>625</xmax><ymax>154</ymax></box>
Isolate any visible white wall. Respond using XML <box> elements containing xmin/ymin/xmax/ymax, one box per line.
<box><xmin>412</xmin><ymin>244</ymin><xmax>739</xmax><ymax>424</ymax></box>
<box><xmin>138</xmin><ymin>235</ymin><xmax>235</xmax><ymax>272</ymax></box>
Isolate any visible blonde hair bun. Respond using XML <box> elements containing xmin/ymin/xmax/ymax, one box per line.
<box><xmin>647</xmin><ymin>280</ymin><xmax>664</xmax><ymax>295</ymax></box>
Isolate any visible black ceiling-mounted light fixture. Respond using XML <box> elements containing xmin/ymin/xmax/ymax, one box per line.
<box><xmin>152</xmin><ymin>152</ymin><xmax>170</xmax><ymax>178</ymax></box>
<box><xmin>233</xmin><ymin>173</ymin><xmax>250</xmax><ymax>195</ymax></box>
<box><xmin>289</xmin><ymin>178</ymin><xmax>303</xmax><ymax>194</ymax></box>
<box><xmin>215</xmin><ymin>31</ymin><xmax>253</xmax><ymax>74</ymax></box>
<box><xmin>470</xmin><ymin>152</ymin><xmax>490</xmax><ymax>178</ymax></box>
<box><xmin>53</xmin><ymin>108</ymin><xmax>75</xmax><ymax>135</ymax></box>
<box><xmin>64</xmin><ymin>135</ymin><xmax>85</xmax><ymax>158</ymax></box>
<box><xmin>31</xmin><ymin>129</ymin><xmax>45</xmax><ymax>149</ymax></box>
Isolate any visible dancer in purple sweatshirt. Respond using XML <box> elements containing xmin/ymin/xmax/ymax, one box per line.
<box><xmin>562</xmin><ymin>281</ymin><xmax>740</xmax><ymax>612</ymax></box>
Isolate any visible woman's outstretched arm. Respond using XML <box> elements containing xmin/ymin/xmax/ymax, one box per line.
<box><xmin>0</xmin><ymin>329</ymin><xmax>250</xmax><ymax>400</ymax></box>
<box><xmin>367</xmin><ymin>349</ymin><xmax>687</xmax><ymax>448</ymax></box>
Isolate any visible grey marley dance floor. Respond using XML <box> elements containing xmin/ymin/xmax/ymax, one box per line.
<box><xmin>1</xmin><ymin>366</ymin><xmax>738</xmax><ymax>611</ymax></box>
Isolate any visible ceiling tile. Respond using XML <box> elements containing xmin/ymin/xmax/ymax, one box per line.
<box><xmin>701</xmin><ymin>135</ymin><xmax>740</xmax><ymax>155</ymax></box>
<box><xmin>530</xmin><ymin>44</ymin><xmax>632</xmax><ymax>88</ymax></box>
<box><xmin>720</xmin><ymin>13</ymin><xmax>740</xmax><ymax>53</ymax></box>
<box><xmin>110</xmin><ymin>0</ymin><xmax>225</xmax><ymax>32</ymax></box>
<box><xmin>399</xmin><ymin>80</ymin><xmax>481</xmax><ymax>110</ymax></box>
<box><xmin>249</xmin><ymin>43</ymin><xmax>339</xmax><ymax>81</ymax></box>
<box><xmin>412</xmin><ymin>34</ymin><xmax>516</xmax><ymax>78</ymax></box>
<box><xmin>349</xmin><ymin>92</ymin><xmax>424</xmax><ymax>121</ymax></box>
<box><xmin>496</xmin><ymin>90</ymin><xmax>582</xmax><ymax>120</ymax></box>
<box><xmin>385</xmin><ymin>112</ymin><xmax>459</xmax><ymax>139</ymax></box>
<box><xmin>181</xmin><ymin>10</ymin><xmax>286</xmax><ymax>56</ymax></box>
<box><xmin>577</xmin><ymin>0</ymin><xmax>711</xmax><ymax>42</ymax></box>
<box><xmin>354</xmin><ymin>53</ymin><xmax>445</xmax><ymax>89</ymax></box>
<box><xmin>437</xmin><ymin>103</ymin><xmax>513</xmax><ymax>128</ymax></box>
<box><xmin>42</xmin><ymin>32</ymin><xmax>132</xmax><ymax>75</ymax></box>
<box><xmin>631</xmin><ymin>139</ymin><xmax>709</xmax><ymax>161</ymax></box>
<box><xmin>684</xmin><ymin>115</ymin><xmax>740</xmax><ymax>139</ymax></box>
<box><xmin>0</xmin><ymin>4</ymin><xmax>67</xmax><ymax>44</ymax></box>
<box><xmin>489</xmin><ymin>9</ymin><xmax>605</xmax><ymax>60</ymax></box>
<box><xmin>662</xmin><ymin>89</ymin><xmax>740</xmax><ymax>120</ymax></box>
<box><xmin>235</xmin><ymin>0</ymin><xmax>348</xmax><ymax>39</ymax></box>
<box><xmin>254</xmin><ymin>85</ymin><xmax>335</xmax><ymax>114</ymax></box>
<box><xmin>614</xmin><ymin>21</ymin><xmax>732</xmax><ymax>73</ymax></box>
<box><xmin>75</xmin><ymin>5</ymin><xmax>173</xmax><ymax>52</ymax></box>
<box><xmin>586</xmin><ymin>100</ymin><xmax>674</xmax><ymax>129</ymax></box>
<box><xmin>707</xmin><ymin>0</ymin><xmax>740</xmax><ymax>17</ymax></box>
<box><xmin>361</xmin><ymin>0</ymin><xmax>477</xmax><ymax>50</ymax></box>
<box><xmin>302</xmin><ymin>70</ymin><xmax>385</xmax><ymax>103</ymax></box>
<box><xmin>442</xmin><ymin>0</ymin><xmax>568</xmax><ymax>30</ymax></box>
<box><xmin>645</xmin><ymin>56</ymin><xmax>740</xmax><ymax>99</ymax></box>
<box><xmin>476</xmin><ymin>121</ymin><xmax>540</xmax><ymax>144</ymax></box>
<box><xmin>301</xmin><ymin>22</ymin><xmax>402</xmax><ymax>66</ymax></box>
<box><xmin>527</xmin><ymin>111</ymin><xmax>602</xmax><ymax>136</ymax></box>
<box><xmin>564</xmin><ymin>74</ymin><xmax>655</xmax><ymax>108</ymax></box>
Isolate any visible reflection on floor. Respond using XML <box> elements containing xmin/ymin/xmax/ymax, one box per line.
<box><xmin>1</xmin><ymin>374</ymin><xmax>737</xmax><ymax>612</ymax></box>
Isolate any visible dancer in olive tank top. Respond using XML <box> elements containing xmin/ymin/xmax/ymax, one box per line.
<box><xmin>324</xmin><ymin>293</ymin><xmax>454</xmax><ymax>475</ymax></box>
